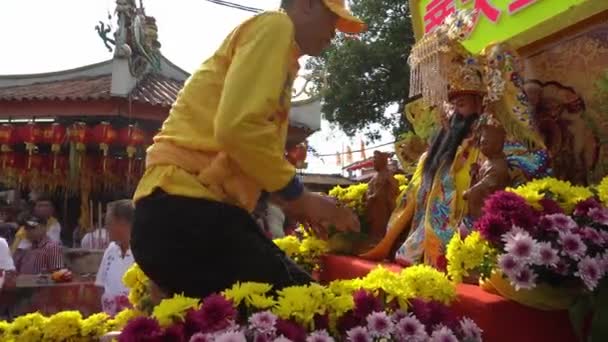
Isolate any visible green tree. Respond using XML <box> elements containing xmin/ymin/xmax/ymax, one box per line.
<box><xmin>307</xmin><ymin>0</ymin><xmax>415</xmax><ymax>139</ymax></box>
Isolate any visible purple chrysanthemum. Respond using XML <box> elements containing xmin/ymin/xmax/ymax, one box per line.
<box><xmin>459</xmin><ymin>317</ymin><xmax>483</xmax><ymax>341</ymax></box>
<box><xmin>576</xmin><ymin>256</ymin><xmax>604</xmax><ymax>291</ymax></box>
<box><xmin>305</xmin><ymin>330</ymin><xmax>334</xmax><ymax>342</ymax></box>
<box><xmin>391</xmin><ymin>310</ymin><xmax>408</xmax><ymax>322</ymax></box>
<box><xmin>559</xmin><ymin>232</ymin><xmax>587</xmax><ymax>260</ymax></box>
<box><xmin>508</xmin><ymin>267</ymin><xmax>538</xmax><ymax>291</ymax></box>
<box><xmin>540</xmin><ymin>198</ymin><xmax>564</xmax><ymax>215</ymax></box>
<box><xmin>580</xmin><ymin>226</ymin><xmax>604</xmax><ymax>246</ymax></box>
<box><xmin>198</xmin><ymin>294</ymin><xmax>237</xmax><ymax>333</ymax></box>
<box><xmin>214</xmin><ymin>331</ymin><xmax>247</xmax><ymax>342</ymax></box>
<box><xmin>409</xmin><ymin>299</ymin><xmax>458</xmax><ymax>334</ymax></box>
<box><xmin>118</xmin><ymin>316</ymin><xmax>163</xmax><ymax>342</ymax></box>
<box><xmin>336</xmin><ymin>311</ymin><xmax>360</xmax><ymax>335</ymax></box>
<box><xmin>345</xmin><ymin>326</ymin><xmax>372</xmax><ymax>342</ymax></box>
<box><xmin>482</xmin><ymin>191</ymin><xmax>539</xmax><ymax>229</ymax></box>
<box><xmin>189</xmin><ymin>332</ymin><xmax>212</xmax><ymax>342</ymax></box>
<box><xmin>475</xmin><ymin>213</ymin><xmax>512</xmax><ymax>245</ymax></box>
<box><xmin>497</xmin><ymin>253</ymin><xmax>523</xmax><ymax>276</ymax></box>
<box><xmin>589</xmin><ymin>207</ymin><xmax>608</xmax><ymax>226</ymax></box>
<box><xmin>545</xmin><ymin>214</ymin><xmax>577</xmax><ymax>233</ymax></box>
<box><xmin>163</xmin><ymin>323</ymin><xmax>186</xmax><ymax>342</ymax></box>
<box><xmin>537</xmin><ymin>242</ymin><xmax>560</xmax><ymax>267</ymax></box>
<box><xmin>273</xmin><ymin>337</ymin><xmax>293</xmax><ymax>342</ymax></box>
<box><xmin>395</xmin><ymin>315</ymin><xmax>428</xmax><ymax>342</ymax></box>
<box><xmin>352</xmin><ymin>290</ymin><xmax>382</xmax><ymax>319</ymax></box>
<box><xmin>429</xmin><ymin>325</ymin><xmax>458</xmax><ymax>342</ymax></box>
<box><xmin>276</xmin><ymin>319</ymin><xmax>306</xmax><ymax>342</ymax></box>
<box><xmin>249</xmin><ymin>311</ymin><xmax>277</xmax><ymax>335</ymax></box>
<box><xmin>365</xmin><ymin>312</ymin><xmax>393</xmax><ymax>338</ymax></box>
<box><xmin>574</xmin><ymin>198</ymin><xmax>603</xmax><ymax>217</ymax></box>
<box><xmin>504</xmin><ymin>231</ymin><xmax>540</xmax><ymax>263</ymax></box>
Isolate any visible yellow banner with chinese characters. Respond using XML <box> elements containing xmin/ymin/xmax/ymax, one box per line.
<box><xmin>410</xmin><ymin>0</ymin><xmax>608</xmax><ymax>53</ymax></box>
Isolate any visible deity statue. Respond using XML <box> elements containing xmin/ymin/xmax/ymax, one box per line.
<box><xmin>365</xmin><ymin>151</ymin><xmax>399</xmax><ymax>242</ymax></box>
<box><xmin>463</xmin><ymin>121</ymin><xmax>510</xmax><ymax>219</ymax></box>
<box><xmin>360</xmin><ymin>11</ymin><xmax>545</xmax><ymax>269</ymax></box>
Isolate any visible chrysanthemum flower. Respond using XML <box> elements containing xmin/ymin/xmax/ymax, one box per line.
<box><xmin>497</xmin><ymin>253</ymin><xmax>523</xmax><ymax>276</ymax></box>
<box><xmin>395</xmin><ymin>315</ymin><xmax>428</xmax><ymax>342</ymax></box>
<box><xmin>589</xmin><ymin>207</ymin><xmax>608</xmax><ymax>226</ymax></box>
<box><xmin>345</xmin><ymin>326</ymin><xmax>372</xmax><ymax>342</ymax></box>
<box><xmin>306</xmin><ymin>330</ymin><xmax>335</xmax><ymax>342</ymax></box>
<box><xmin>576</xmin><ymin>256</ymin><xmax>604</xmax><ymax>291</ymax></box>
<box><xmin>352</xmin><ymin>290</ymin><xmax>382</xmax><ymax>319</ymax></box>
<box><xmin>249</xmin><ymin>311</ymin><xmax>278</xmax><ymax>335</ymax></box>
<box><xmin>366</xmin><ymin>312</ymin><xmax>393</xmax><ymax>338</ymax></box>
<box><xmin>189</xmin><ymin>332</ymin><xmax>212</xmax><ymax>342</ymax></box>
<box><xmin>214</xmin><ymin>330</ymin><xmax>247</xmax><ymax>342</ymax></box>
<box><xmin>459</xmin><ymin>317</ymin><xmax>483</xmax><ymax>342</ymax></box>
<box><xmin>118</xmin><ymin>316</ymin><xmax>162</xmax><ymax>342</ymax></box>
<box><xmin>508</xmin><ymin>267</ymin><xmax>538</xmax><ymax>291</ymax></box>
<box><xmin>429</xmin><ymin>325</ymin><xmax>458</xmax><ymax>342</ymax></box>
<box><xmin>559</xmin><ymin>232</ymin><xmax>587</xmax><ymax>260</ymax></box>
<box><xmin>504</xmin><ymin>231</ymin><xmax>540</xmax><ymax>263</ymax></box>
<box><xmin>545</xmin><ymin>213</ymin><xmax>577</xmax><ymax>233</ymax></box>
<box><xmin>580</xmin><ymin>227</ymin><xmax>604</xmax><ymax>246</ymax></box>
<box><xmin>537</xmin><ymin>242</ymin><xmax>560</xmax><ymax>267</ymax></box>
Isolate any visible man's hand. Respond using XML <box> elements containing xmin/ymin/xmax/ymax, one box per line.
<box><xmin>282</xmin><ymin>191</ymin><xmax>360</xmax><ymax>235</ymax></box>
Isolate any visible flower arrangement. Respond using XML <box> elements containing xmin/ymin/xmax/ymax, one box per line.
<box><xmin>446</xmin><ymin>176</ymin><xmax>608</xmax><ymax>340</ymax></box>
<box><xmin>328</xmin><ymin>175</ymin><xmax>409</xmax><ymax>217</ymax></box>
<box><xmin>273</xmin><ymin>226</ymin><xmax>329</xmax><ymax>273</ymax></box>
<box><xmin>115</xmin><ymin>264</ymin><xmax>481</xmax><ymax>341</ymax></box>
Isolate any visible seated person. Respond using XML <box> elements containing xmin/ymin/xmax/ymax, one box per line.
<box><xmin>96</xmin><ymin>200</ymin><xmax>135</xmax><ymax>316</ymax></box>
<box><xmin>13</xmin><ymin>216</ymin><xmax>64</xmax><ymax>275</ymax></box>
<box><xmin>11</xmin><ymin>196</ymin><xmax>62</xmax><ymax>252</ymax></box>
<box><xmin>0</xmin><ymin>236</ymin><xmax>15</xmax><ymax>290</ymax></box>
<box><xmin>81</xmin><ymin>226</ymin><xmax>110</xmax><ymax>250</ymax></box>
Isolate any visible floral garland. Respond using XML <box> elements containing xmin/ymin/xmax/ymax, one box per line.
<box><xmin>0</xmin><ymin>263</ymin><xmax>483</xmax><ymax>341</ymax></box>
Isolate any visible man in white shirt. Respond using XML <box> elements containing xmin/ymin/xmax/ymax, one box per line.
<box><xmin>0</xmin><ymin>237</ymin><xmax>15</xmax><ymax>290</ymax></box>
<box><xmin>95</xmin><ymin>200</ymin><xmax>135</xmax><ymax>316</ymax></box>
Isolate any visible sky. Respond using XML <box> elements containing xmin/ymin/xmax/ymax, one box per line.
<box><xmin>0</xmin><ymin>0</ymin><xmax>395</xmax><ymax>174</ymax></box>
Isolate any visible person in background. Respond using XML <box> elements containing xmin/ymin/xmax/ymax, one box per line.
<box><xmin>11</xmin><ymin>196</ymin><xmax>62</xmax><ymax>252</ymax></box>
<box><xmin>13</xmin><ymin>216</ymin><xmax>64</xmax><ymax>275</ymax></box>
<box><xmin>96</xmin><ymin>200</ymin><xmax>135</xmax><ymax>316</ymax></box>
<box><xmin>0</xmin><ymin>236</ymin><xmax>15</xmax><ymax>291</ymax></box>
<box><xmin>81</xmin><ymin>225</ymin><xmax>110</xmax><ymax>250</ymax></box>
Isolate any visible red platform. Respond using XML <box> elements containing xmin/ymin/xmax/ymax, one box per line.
<box><xmin>319</xmin><ymin>255</ymin><xmax>578</xmax><ymax>342</ymax></box>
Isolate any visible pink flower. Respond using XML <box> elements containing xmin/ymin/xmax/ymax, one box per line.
<box><xmin>188</xmin><ymin>294</ymin><xmax>236</xmax><ymax>334</ymax></box>
<box><xmin>395</xmin><ymin>315</ymin><xmax>428</xmax><ymax>342</ymax></box>
<box><xmin>352</xmin><ymin>290</ymin><xmax>382</xmax><ymax>319</ymax></box>
<box><xmin>504</xmin><ymin>231</ymin><xmax>540</xmax><ymax>263</ymax></box>
<box><xmin>544</xmin><ymin>214</ymin><xmax>577</xmax><ymax>233</ymax></box>
<box><xmin>537</xmin><ymin>242</ymin><xmax>560</xmax><ymax>267</ymax></box>
<box><xmin>482</xmin><ymin>191</ymin><xmax>539</xmax><ymax>229</ymax></box>
<box><xmin>508</xmin><ymin>267</ymin><xmax>538</xmax><ymax>291</ymax></box>
<box><xmin>273</xmin><ymin>337</ymin><xmax>293</xmax><ymax>342</ymax></box>
<box><xmin>119</xmin><ymin>317</ymin><xmax>163</xmax><ymax>342</ymax></box>
<box><xmin>306</xmin><ymin>330</ymin><xmax>334</xmax><ymax>342</ymax></box>
<box><xmin>576</xmin><ymin>256</ymin><xmax>604</xmax><ymax>291</ymax></box>
<box><xmin>391</xmin><ymin>310</ymin><xmax>408</xmax><ymax>323</ymax></box>
<box><xmin>497</xmin><ymin>253</ymin><xmax>523</xmax><ymax>276</ymax></box>
<box><xmin>552</xmin><ymin>259</ymin><xmax>570</xmax><ymax>276</ymax></box>
<box><xmin>249</xmin><ymin>311</ymin><xmax>277</xmax><ymax>335</ymax></box>
<box><xmin>540</xmin><ymin>198</ymin><xmax>564</xmax><ymax>215</ymax></box>
<box><xmin>475</xmin><ymin>213</ymin><xmax>512</xmax><ymax>245</ymax></box>
<box><xmin>459</xmin><ymin>317</ymin><xmax>483</xmax><ymax>341</ymax></box>
<box><xmin>430</xmin><ymin>325</ymin><xmax>458</xmax><ymax>342</ymax></box>
<box><xmin>365</xmin><ymin>312</ymin><xmax>393</xmax><ymax>338</ymax></box>
<box><xmin>345</xmin><ymin>327</ymin><xmax>372</xmax><ymax>342</ymax></box>
<box><xmin>559</xmin><ymin>232</ymin><xmax>587</xmax><ymax>260</ymax></box>
<box><xmin>574</xmin><ymin>198</ymin><xmax>602</xmax><ymax>216</ymax></box>
<box><xmin>214</xmin><ymin>331</ymin><xmax>247</xmax><ymax>342</ymax></box>
<box><xmin>589</xmin><ymin>207</ymin><xmax>608</xmax><ymax>226</ymax></box>
<box><xmin>253</xmin><ymin>333</ymin><xmax>272</xmax><ymax>342</ymax></box>
<box><xmin>580</xmin><ymin>227</ymin><xmax>604</xmax><ymax>245</ymax></box>
<box><xmin>189</xmin><ymin>333</ymin><xmax>212</xmax><ymax>342</ymax></box>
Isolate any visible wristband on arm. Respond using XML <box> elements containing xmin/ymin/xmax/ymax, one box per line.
<box><xmin>275</xmin><ymin>176</ymin><xmax>304</xmax><ymax>201</ymax></box>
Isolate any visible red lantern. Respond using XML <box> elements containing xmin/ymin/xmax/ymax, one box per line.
<box><xmin>43</xmin><ymin>123</ymin><xmax>67</xmax><ymax>153</ymax></box>
<box><xmin>17</xmin><ymin>122</ymin><xmax>42</xmax><ymax>154</ymax></box>
<box><xmin>0</xmin><ymin>124</ymin><xmax>17</xmax><ymax>152</ymax></box>
<box><xmin>118</xmin><ymin>125</ymin><xmax>145</xmax><ymax>157</ymax></box>
<box><xmin>92</xmin><ymin>122</ymin><xmax>117</xmax><ymax>156</ymax></box>
<box><xmin>68</xmin><ymin>122</ymin><xmax>91</xmax><ymax>152</ymax></box>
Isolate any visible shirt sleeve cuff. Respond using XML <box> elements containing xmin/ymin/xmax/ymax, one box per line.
<box><xmin>276</xmin><ymin>176</ymin><xmax>304</xmax><ymax>201</ymax></box>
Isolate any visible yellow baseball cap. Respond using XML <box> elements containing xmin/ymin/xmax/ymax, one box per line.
<box><xmin>322</xmin><ymin>0</ymin><xmax>366</xmax><ymax>34</ymax></box>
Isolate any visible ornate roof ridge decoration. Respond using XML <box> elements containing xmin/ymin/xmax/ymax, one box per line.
<box><xmin>96</xmin><ymin>0</ymin><xmax>162</xmax><ymax>79</ymax></box>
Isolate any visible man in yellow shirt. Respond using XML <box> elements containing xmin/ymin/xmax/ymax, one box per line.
<box><xmin>132</xmin><ymin>0</ymin><xmax>365</xmax><ymax>298</ymax></box>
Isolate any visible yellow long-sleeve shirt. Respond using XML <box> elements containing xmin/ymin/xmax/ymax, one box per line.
<box><xmin>134</xmin><ymin>11</ymin><xmax>301</xmax><ymax>210</ymax></box>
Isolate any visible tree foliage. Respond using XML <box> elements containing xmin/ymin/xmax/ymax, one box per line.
<box><xmin>307</xmin><ymin>0</ymin><xmax>415</xmax><ymax>139</ymax></box>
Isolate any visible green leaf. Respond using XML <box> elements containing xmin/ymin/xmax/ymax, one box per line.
<box><xmin>569</xmin><ymin>295</ymin><xmax>592</xmax><ymax>342</ymax></box>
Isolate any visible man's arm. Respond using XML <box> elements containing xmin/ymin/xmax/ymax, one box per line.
<box><xmin>215</xmin><ymin>13</ymin><xmax>298</xmax><ymax>194</ymax></box>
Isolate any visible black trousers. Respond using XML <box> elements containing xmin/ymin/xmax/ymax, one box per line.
<box><xmin>131</xmin><ymin>190</ymin><xmax>313</xmax><ymax>298</ymax></box>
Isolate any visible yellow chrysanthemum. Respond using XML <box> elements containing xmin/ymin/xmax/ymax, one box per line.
<box><xmin>273</xmin><ymin>236</ymin><xmax>301</xmax><ymax>258</ymax></box>
<box><xmin>223</xmin><ymin>282</ymin><xmax>273</xmax><ymax>307</ymax></box>
<box><xmin>0</xmin><ymin>320</ymin><xmax>9</xmax><ymax>340</ymax></box>
<box><xmin>327</xmin><ymin>278</ymin><xmax>363</xmax><ymax>297</ymax></box>
<box><xmin>107</xmin><ymin>309</ymin><xmax>143</xmax><ymax>331</ymax></box>
<box><xmin>42</xmin><ymin>311</ymin><xmax>82</xmax><ymax>342</ymax></box>
<box><xmin>81</xmin><ymin>312</ymin><xmax>110</xmax><ymax>338</ymax></box>
<box><xmin>248</xmin><ymin>294</ymin><xmax>276</xmax><ymax>309</ymax></box>
<box><xmin>6</xmin><ymin>312</ymin><xmax>47</xmax><ymax>341</ymax></box>
<box><xmin>274</xmin><ymin>284</ymin><xmax>330</xmax><ymax>328</ymax></box>
<box><xmin>446</xmin><ymin>232</ymin><xmax>496</xmax><ymax>284</ymax></box>
<box><xmin>152</xmin><ymin>294</ymin><xmax>200</xmax><ymax>327</ymax></box>
<box><xmin>597</xmin><ymin>175</ymin><xmax>608</xmax><ymax>205</ymax></box>
<box><xmin>508</xmin><ymin>177</ymin><xmax>593</xmax><ymax>213</ymax></box>
<box><xmin>399</xmin><ymin>265</ymin><xmax>456</xmax><ymax>304</ymax></box>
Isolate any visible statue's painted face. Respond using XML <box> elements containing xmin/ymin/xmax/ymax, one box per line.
<box><xmin>450</xmin><ymin>93</ymin><xmax>482</xmax><ymax>117</ymax></box>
